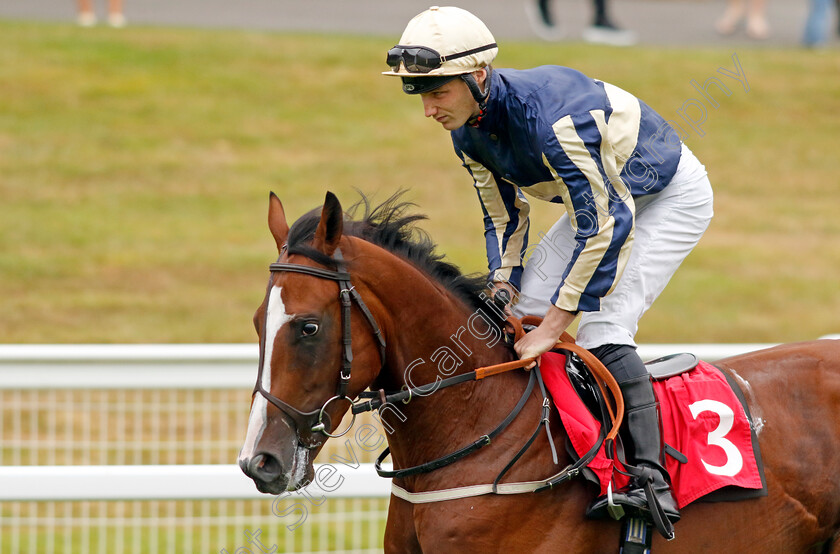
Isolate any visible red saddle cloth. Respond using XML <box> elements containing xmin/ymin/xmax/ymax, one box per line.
<box><xmin>540</xmin><ymin>351</ymin><xmax>764</xmax><ymax>508</ymax></box>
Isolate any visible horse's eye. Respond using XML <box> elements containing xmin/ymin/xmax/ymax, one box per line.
<box><xmin>301</xmin><ymin>322</ymin><xmax>319</xmax><ymax>337</ymax></box>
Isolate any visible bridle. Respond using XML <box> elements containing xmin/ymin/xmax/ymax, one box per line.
<box><xmin>252</xmin><ymin>244</ymin><xmax>623</xmax><ymax>489</ymax></box>
<box><xmin>252</xmin><ymin>248</ymin><xmax>386</xmax><ymax>449</ymax></box>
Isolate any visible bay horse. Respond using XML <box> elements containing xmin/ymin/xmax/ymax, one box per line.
<box><xmin>239</xmin><ymin>191</ymin><xmax>840</xmax><ymax>553</ymax></box>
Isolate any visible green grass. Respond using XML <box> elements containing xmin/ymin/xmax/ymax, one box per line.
<box><xmin>1</xmin><ymin>20</ymin><xmax>838</xmax><ymax>344</ymax></box>
<box><xmin>0</xmin><ymin>497</ymin><xmax>388</xmax><ymax>553</ymax></box>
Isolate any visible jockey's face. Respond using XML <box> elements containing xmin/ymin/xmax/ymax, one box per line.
<box><xmin>420</xmin><ymin>70</ymin><xmax>485</xmax><ymax>131</ymax></box>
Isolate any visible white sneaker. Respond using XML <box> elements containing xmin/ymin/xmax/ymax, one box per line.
<box><xmin>77</xmin><ymin>11</ymin><xmax>97</xmax><ymax>27</ymax></box>
<box><xmin>524</xmin><ymin>0</ymin><xmax>565</xmax><ymax>41</ymax></box>
<box><xmin>108</xmin><ymin>13</ymin><xmax>126</xmax><ymax>28</ymax></box>
<box><xmin>582</xmin><ymin>24</ymin><xmax>638</xmax><ymax>47</ymax></box>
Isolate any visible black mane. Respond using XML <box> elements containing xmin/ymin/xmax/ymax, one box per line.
<box><xmin>286</xmin><ymin>192</ymin><xmax>498</xmax><ymax>318</ymax></box>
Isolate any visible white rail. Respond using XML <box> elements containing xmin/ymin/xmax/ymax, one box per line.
<box><xmin>0</xmin><ymin>341</ymin><xmax>811</xmax><ymax>389</ymax></box>
<box><xmin>2</xmin><ymin>340</ymin><xmax>836</xmax><ymax>554</ymax></box>
<box><xmin>0</xmin><ymin>344</ymin><xmax>255</xmax><ymax>389</ymax></box>
<box><xmin>0</xmin><ymin>463</ymin><xmax>391</xmax><ymax>502</ymax></box>
<box><xmin>0</xmin><ymin>338</ymin><xmax>837</xmax><ymax>504</ymax></box>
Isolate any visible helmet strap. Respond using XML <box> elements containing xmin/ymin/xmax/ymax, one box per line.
<box><xmin>462</xmin><ymin>67</ymin><xmax>491</xmax><ymax>127</ymax></box>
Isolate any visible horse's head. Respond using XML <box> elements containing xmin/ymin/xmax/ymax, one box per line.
<box><xmin>238</xmin><ymin>192</ymin><xmax>386</xmax><ymax>494</ymax></box>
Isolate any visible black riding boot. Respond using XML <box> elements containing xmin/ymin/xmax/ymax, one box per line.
<box><xmin>585</xmin><ymin>346</ymin><xmax>680</xmax><ymax>524</ymax></box>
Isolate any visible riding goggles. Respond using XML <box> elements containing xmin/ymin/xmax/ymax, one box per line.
<box><xmin>386</xmin><ymin>43</ymin><xmax>498</xmax><ymax>74</ymax></box>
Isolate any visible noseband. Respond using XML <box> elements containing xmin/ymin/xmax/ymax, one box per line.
<box><xmin>252</xmin><ymin>248</ymin><xmax>386</xmax><ymax>449</ymax></box>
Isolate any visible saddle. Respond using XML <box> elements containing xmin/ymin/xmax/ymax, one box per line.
<box><xmin>543</xmin><ymin>349</ymin><xmax>767</xmax><ymax>508</ymax></box>
<box><xmin>564</xmin><ymin>352</ymin><xmax>700</xmax><ymax>428</ymax></box>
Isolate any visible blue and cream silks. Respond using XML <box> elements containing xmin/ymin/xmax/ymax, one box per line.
<box><xmin>452</xmin><ymin>66</ymin><xmax>683</xmax><ymax>313</ymax></box>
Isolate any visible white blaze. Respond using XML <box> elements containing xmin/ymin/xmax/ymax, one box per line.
<box><xmin>239</xmin><ymin>286</ymin><xmax>294</xmax><ymax>461</ymax></box>
<box><xmin>262</xmin><ymin>285</ymin><xmax>293</xmax><ymax>391</ymax></box>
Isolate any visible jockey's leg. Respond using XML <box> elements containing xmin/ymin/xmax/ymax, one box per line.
<box><xmin>515</xmin><ymin>142</ymin><xmax>711</xmax><ymax>531</ymax></box>
<box><xmin>585</xmin><ymin>344</ymin><xmax>680</xmax><ymax>523</ymax></box>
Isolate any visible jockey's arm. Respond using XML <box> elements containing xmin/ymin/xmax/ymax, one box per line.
<box><xmin>514</xmin><ymin>305</ymin><xmax>577</xmax><ymax>369</ymax></box>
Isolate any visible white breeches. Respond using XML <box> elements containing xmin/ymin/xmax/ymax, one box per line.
<box><xmin>513</xmin><ymin>144</ymin><xmax>714</xmax><ymax>349</ymax></box>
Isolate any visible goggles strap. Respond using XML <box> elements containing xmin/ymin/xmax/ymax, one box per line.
<box><xmin>440</xmin><ymin>42</ymin><xmax>498</xmax><ymax>64</ymax></box>
<box><xmin>389</xmin><ymin>42</ymin><xmax>497</xmax><ymax>73</ymax></box>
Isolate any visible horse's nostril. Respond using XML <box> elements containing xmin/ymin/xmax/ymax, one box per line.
<box><xmin>248</xmin><ymin>452</ymin><xmax>283</xmax><ymax>480</ymax></box>
<box><xmin>261</xmin><ymin>454</ymin><xmax>282</xmax><ymax>475</ymax></box>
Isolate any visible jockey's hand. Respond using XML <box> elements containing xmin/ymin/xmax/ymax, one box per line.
<box><xmin>514</xmin><ymin>306</ymin><xmax>577</xmax><ymax>369</ymax></box>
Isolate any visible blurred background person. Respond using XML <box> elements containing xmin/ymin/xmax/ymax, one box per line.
<box><xmin>77</xmin><ymin>0</ymin><xmax>125</xmax><ymax>27</ymax></box>
<box><xmin>527</xmin><ymin>0</ymin><xmax>636</xmax><ymax>45</ymax></box>
<box><xmin>802</xmin><ymin>0</ymin><xmax>836</xmax><ymax>46</ymax></box>
<box><xmin>525</xmin><ymin>0</ymin><xmax>566</xmax><ymax>40</ymax></box>
<box><xmin>715</xmin><ymin>0</ymin><xmax>770</xmax><ymax>39</ymax></box>
<box><xmin>583</xmin><ymin>0</ymin><xmax>638</xmax><ymax>45</ymax></box>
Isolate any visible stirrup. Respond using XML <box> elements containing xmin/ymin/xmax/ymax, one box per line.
<box><xmin>638</xmin><ymin>478</ymin><xmax>676</xmax><ymax>541</ymax></box>
<box><xmin>585</xmin><ymin>481</ymin><xmax>634</xmax><ymax>521</ymax></box>
<box><xmin>606</xmin><ymin>482</ymin><xmax>625</xmax><ymax>520</ymax></box>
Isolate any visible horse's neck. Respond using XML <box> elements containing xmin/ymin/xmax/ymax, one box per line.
<box><xmin>355</xmin><ymin>247</ymin><xmax>523</xmax><ymax>471</ymax></box>
<box><xmin>360</xmin><ymin>249</ymin><xmax>513</xmax><ymax>390</ymax></box>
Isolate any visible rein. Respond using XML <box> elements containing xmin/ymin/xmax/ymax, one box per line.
<box><xmin>257</xmin><ymin>248</ymin><xmax>626</xmax><ymax>500</ymax></box>
<box><xmin>358</xmin><ymin>317</ymin><xmax>624</xmax><ymax>485</ymax></box>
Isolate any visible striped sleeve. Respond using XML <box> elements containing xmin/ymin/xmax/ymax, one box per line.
<box><xmin>542</xmin><ymin>110</ymin><xmax>635</xmax><ymax>312</ymax></box>
<box><xmin>460</xmin><ymin>151</ymin><xmax>531</xmax><ymax>290</ymax></box>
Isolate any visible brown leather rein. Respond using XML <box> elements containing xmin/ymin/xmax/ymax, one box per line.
<box><xmin>357</xmin><ymin>313</ymin><xmax>625</xmax><ymax>481</ymax></box>
<box><xmin>260</xmin><ymin>249</ymin><xmax>624</xmax><ymax>476</ymax></box>
<box><xmin>496</xmin><ymin>314</ymin><xmax>624</xmax><ymax>442</ymax></box>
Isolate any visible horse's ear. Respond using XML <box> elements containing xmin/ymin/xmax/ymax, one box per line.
<box><xmin>312</xmin><ymin>191</ymin><xmax>343</xmax><ymax>256</ymax></box>
<box><xmin>268</xmin><ymin>192</ymin><xmax>290</xmax><ymax>254</ymax></box>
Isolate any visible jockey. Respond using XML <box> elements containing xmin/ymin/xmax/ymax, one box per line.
<box><xmin>384</xmin><ymin>6</ymin><xmax>714</xmax><ymax>525</ymax></box>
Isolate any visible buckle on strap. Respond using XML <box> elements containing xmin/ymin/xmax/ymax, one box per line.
<box><xmin>339</xmin><ymin>285</ymin><xmax>354</xmax><ymax>305</ymax></box>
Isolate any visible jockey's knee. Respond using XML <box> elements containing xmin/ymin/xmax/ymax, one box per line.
<box><xmin>589</xmin><ymin>343</ymin><xmax>647</xmax><ymax>383</ymax></box>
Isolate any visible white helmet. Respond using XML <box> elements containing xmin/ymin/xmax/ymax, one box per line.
<box><xmin>383</xmin><ymin>6</ymin><xmax>498</xmax><ymax>97</ymax></box>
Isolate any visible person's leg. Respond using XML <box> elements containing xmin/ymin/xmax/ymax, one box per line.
<box><xmin>583</xmin><ymin>0</ymin><xmax>637</xmax><ymax>45</ymax></box>
<box><xmin>517</xmin><ymin>144</ymin><xmax>713</xmax><ymax>331</ymax></box>
<box><xmin>746</xmin><ymin>0</ymin><xmax>770</xmax><ymax>38</ymax></box>
<box><xmin>538</xmin><ymin>0</ymin><xmax>553</xmax><ymax>25</ymax></box>
<box><xmin>585</xmin><ymin>344</ymin><xmax>679</xmax><ymax>521</ymax></box>
<box><xmin>593</xmin><ymin>0</ymin><xmax>608</xmax><ymax>26</ymax></box>
<box><xmin>836</xmin><ymin>0</ymin><xmax>840</xmax><ymax>36</ymax></box>
<box><xmin>514</xmin><ymin>206</ymin><xmax>681</xmax><ymax>523</ymax></box>
<box><xmin>513</xmin><ymin>214</ymin><xmax>577</xmax><ymax>320</ymax></box>
<box><xmin>518</xmin><ymin>145</ymin><xmax>712</xmax><ymax>524</ymax></box>
<box><xmin>107</xmin><ymin>0</ymin><xmax>126</xmax><ymax>27</ymax></box>
<box><xmin>526</xmin><ymin>0</ymin><xmax>566</xmax><ymax>41</ymax></box>
<box><xmin>716</xmin><ymin>0</ymin><xmax>745</xmax><ymax>34</ymax></box>
<box><xmin>576</xmin><ymin>145</ymin><xmax>713</xmax><ymax>351</ymax></box>
<box><xmin>579</xmin><ymin>145</ymin><xmax>712</xmax><ymax>521</ymax></box>
<box><xmin>77</xmin><ymin>0</ymin><xmax>96</xmax><ymax>26</ymax></box>
<box><xmin>803</xmin><ymin>0</ymin><xmax>832</xmax><ymax>46</ymax></box>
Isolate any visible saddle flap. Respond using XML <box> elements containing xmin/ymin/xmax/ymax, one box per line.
<box><xmin>645</xmin><ymin>353</ymin><xmax>699</xmax><ymax>381</ymax></box>
<box><xmin>564</xmin><ymin>351</ymin><xmax>610</xmax><ymax>422</ymax></box>
<box><xmin>543</xmin><ymin>352</ymin><xmax>767</xmax><ymax>509</ymax></box>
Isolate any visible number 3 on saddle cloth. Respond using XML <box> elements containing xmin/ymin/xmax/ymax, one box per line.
<box><xmin>539</xmin><ymin>351</ymin><xmax>768</xmax><ymax>508</ymax></box>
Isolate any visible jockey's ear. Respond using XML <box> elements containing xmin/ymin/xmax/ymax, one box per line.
<box><xmin>312</xmin><ymin>191</ymin><xmax>343</xmax><ymax>256</ymax></box>
<box><xmin>268</xmin><ymin>191</ymin><xmax>289</xmax><ymax>254</ymax></box>
<box><xmin>474</xmin><ymin>68</ymin><xmax>488</xmax><ymax>88</ymax></box>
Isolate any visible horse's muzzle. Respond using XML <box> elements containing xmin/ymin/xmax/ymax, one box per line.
<box><xmin>240</xmin><ymin>452</ymin><xmax>290</xmax><ymax>494</ymax></box>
